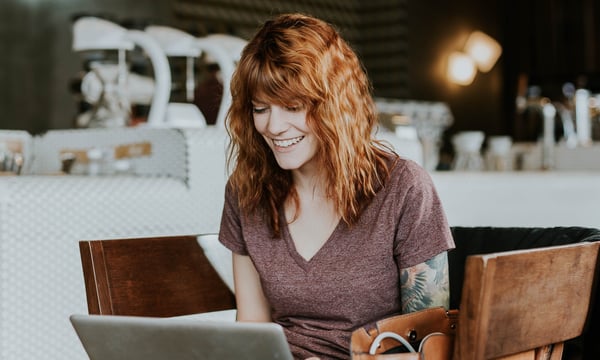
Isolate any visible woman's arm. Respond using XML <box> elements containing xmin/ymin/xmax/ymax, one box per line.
<box><xmin>232</xmin><ymin>253</ymin><xmax>272</xmax><ymax>322</ymax></box>
<box><xmin>399</xmin><ymin>251</ymin><xmax>450</xmax><ymax>313</ymax></box>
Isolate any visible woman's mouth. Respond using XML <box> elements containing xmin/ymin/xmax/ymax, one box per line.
<box><xmin>272</xmin><ymin>136</ymin><xmax>304</xmax><ymax>148</ymax></box>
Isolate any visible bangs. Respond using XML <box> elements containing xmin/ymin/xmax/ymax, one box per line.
<box><xmin>244</xmin><ymin>56</ymin><xmax>319</xmax><ymax>107</ymax></box>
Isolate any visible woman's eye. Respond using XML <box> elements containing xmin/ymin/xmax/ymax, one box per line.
<box><xmin>286</xmin><ymin>105</ymin><xmax>303</xmax><ymax>112</ymax></box>
<box><xmin>252</xmin><ymin>107</ymin><xmax>268</xmax><ymax>114</ymax></box>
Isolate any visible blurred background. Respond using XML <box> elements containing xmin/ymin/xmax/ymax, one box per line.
<box><xmin>1</xmin><ymin>0</ymin><xmax>598</xmax><ymax>146</ymax></box>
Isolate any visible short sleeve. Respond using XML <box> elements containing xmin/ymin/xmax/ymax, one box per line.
<box><xmin>218</xmin><ymin>181</ymin><xmax>249</xmax><ymax>255</ymax></box>
<box><xmin>392</xmin><ymin>161</ymin><xmax>454</xmax><ymax>268</ymax></box>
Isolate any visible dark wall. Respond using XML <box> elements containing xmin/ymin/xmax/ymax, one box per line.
<box><xmin>409</xmin><ymin>0</ymin><xmax>600</xmax><ymax>147</ymax></box>
<box><xmin>504</xmin><ymin>0</ymin><xmax>600</xmax><ymax>141</ymax></box>
<box><xmin>170</xmin><ymin>0</ymin><xmax>409</xmax><ymax>98</ymax></box>
<box><xmin>409</xmin><ymin>0</ymin><xmax>505</xmax><ymax>140</ymax></box>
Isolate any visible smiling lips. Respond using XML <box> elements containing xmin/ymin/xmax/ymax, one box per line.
<box><xmin>272</xmin><ymin>136</ymin><xmax>305</xmax><ymax>148</ymax></box>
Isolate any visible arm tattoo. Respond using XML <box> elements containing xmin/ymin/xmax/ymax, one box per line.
<box><xmin>400</xmin><ymin>252</ymin><xmax>450</xmax><ymax>313</ymax></box>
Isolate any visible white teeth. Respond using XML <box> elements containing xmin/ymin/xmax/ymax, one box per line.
<box><xmin>273</xmin><ymin>136</ymin><xmax>304</xmax><ymax>148</ymax></box>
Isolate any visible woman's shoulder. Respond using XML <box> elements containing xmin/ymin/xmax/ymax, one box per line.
<box><xmin>385</xmin><ymin>153</ymin><xmax>431</xmax><ymax>183</ymax></box>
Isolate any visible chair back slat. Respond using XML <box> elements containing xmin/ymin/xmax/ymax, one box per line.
<box><xmin>79</xmin><ymin>235</ymin><xmax>236</xmax><ymax>317</ymax></box>
<box><xmin>455</xmin><ymin>241</ymin><xmax>600</xmax><ymax>359</ymax></box>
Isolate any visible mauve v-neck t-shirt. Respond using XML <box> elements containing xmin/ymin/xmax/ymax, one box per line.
<box><xmin>219</xmin><ymin>156</ymin><xmax>454</xmax><ymax>359</ymax></box>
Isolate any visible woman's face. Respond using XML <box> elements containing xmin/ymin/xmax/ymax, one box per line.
<box><xmin>252</xmin><ymin>99</ymin><xmax>319</xmax><ymax>174</ymax></box>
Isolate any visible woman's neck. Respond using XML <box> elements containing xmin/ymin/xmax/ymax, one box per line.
<box><xmin>292</xmin><ymin>168</ymin><xmax>327</xmax><ymax>200</ymax></box>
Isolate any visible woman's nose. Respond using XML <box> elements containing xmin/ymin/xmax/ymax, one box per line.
<box><xmin>266</xmin><ymin>106</ymin><xmax>288</xmax><ymax>134</ymax></box>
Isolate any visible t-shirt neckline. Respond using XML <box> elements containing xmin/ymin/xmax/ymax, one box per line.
<box><xmin>281</xmin><ymin>218</ymin><xmax>344</xmax><ymax>270</ymax></box>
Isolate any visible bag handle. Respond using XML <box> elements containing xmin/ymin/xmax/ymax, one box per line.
<box><xmin>369</xmin><ymin>331</ymin><xmax>417</xmax><ymax>354</ymax></box>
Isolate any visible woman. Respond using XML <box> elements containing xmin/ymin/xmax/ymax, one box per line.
<box><xmin>219</xmin><ymin>13</ymin><xmax>454</xmax><ymax>360</ymax></box>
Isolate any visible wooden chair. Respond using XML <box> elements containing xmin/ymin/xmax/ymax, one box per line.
<box><xmin>79</xmin><ymin>234</ymin><xmax>236</xmax><ymax>317</ymax></box>
<box><xmin>454</xmin><ymin>241</ymin><xmax>600</xmax><ymax>360</ymax></box>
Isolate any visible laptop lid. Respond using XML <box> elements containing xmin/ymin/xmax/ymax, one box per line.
<box><xmin>70</xmin><ymin>314</ymin><xmax>294</xmax><ymax>360</ymax></box>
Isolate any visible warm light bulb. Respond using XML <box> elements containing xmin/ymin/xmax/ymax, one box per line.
<box><xmin>464</xmin><ymin>31</ymin><xmax>502</xmax><ymax>72</ymax></box>
<box><xmin>447</xmin><ymin>52</ymin><xmax>476</xmax><ymax>85</ymax></box>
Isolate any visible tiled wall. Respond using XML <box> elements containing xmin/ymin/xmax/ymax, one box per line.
<box><xmin>172</xmin><ymin>0</ymin><xmax>408</xmax><ymax>98</ymax></box>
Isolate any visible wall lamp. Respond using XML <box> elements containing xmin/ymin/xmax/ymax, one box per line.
<box><xmin>447</xmin><ymin>31</ymin><xmax>502</xmax><ymax>86</ymax></box>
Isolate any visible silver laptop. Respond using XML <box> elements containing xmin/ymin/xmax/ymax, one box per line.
<box><xmin>70</xmin><ymin>314</ymin><xmax>294</xmax><ymax>360</ymax></box>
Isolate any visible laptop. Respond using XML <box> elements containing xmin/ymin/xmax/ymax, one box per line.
<box><xmin>70</xmin><ymin>314</ymin><xmax>294</xmax><ymax>360</ymax></box>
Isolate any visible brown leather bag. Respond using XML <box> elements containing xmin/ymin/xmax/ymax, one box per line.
<box><xmin>350</xmin><ymin>307</ymin><xmax>458</xmax><ymax>360</ymax></box>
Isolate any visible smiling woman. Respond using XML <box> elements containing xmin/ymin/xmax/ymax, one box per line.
<box><xmin>218</xmin><ymin>13</ymin><xmax>454</xmax><ymax>360</ymax></box>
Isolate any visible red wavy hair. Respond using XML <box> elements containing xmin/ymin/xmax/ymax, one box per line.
<box><xmin>226</xmin><ymin>13</ymin><xmax>392</xmax><ymax>237</ymax></box>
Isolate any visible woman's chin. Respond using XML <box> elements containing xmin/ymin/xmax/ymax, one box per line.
<box><xmin>274</xmin><ymin>159</ymin><xmax>302</xmax><ymax>170</ymax></box>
